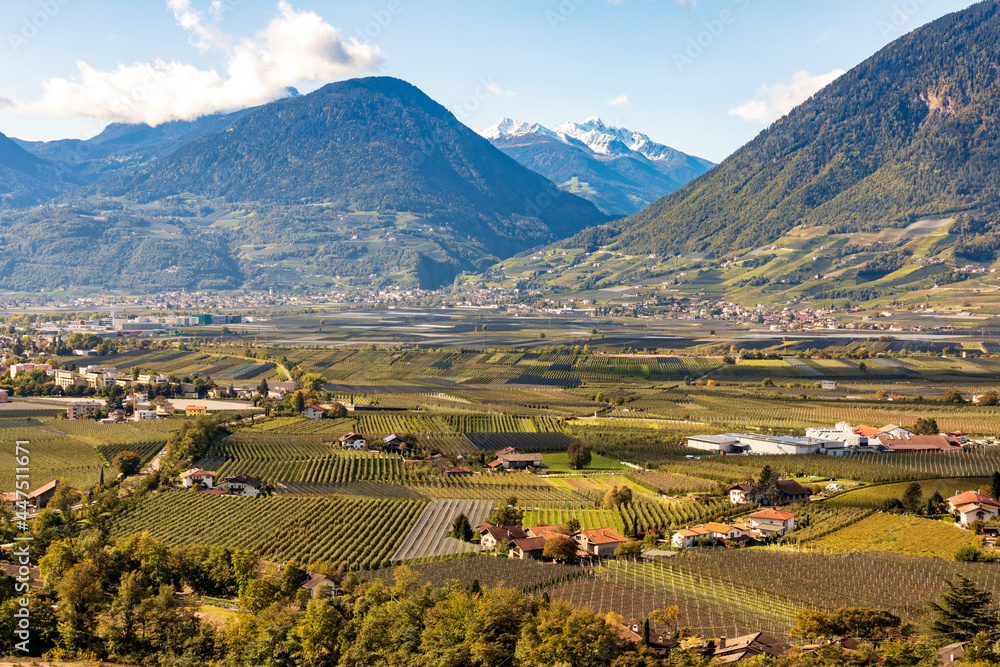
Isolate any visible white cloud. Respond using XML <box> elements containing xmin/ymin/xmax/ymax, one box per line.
<box><xmin>607</xmin><ymin>94</ymin><xmax>628</xmax><ymax>106</ymax></box>
<box><xmin>486</xmin><ymin>84</ymin><xmax>515</xmax><ymax>97</ymax></box>
<box><xmin>675</xmin><ymin>0</ymin><xmax>696</xmax><ymax>8</ymax></box>
<box><xmin>729</xmin><ymin>69</ymin><xmax>846</xmax><ymax>123</ymax></box>
<box><xmin>8</xmin><ymin>1</ymin><xmax>383</xmax><ymax>126</ymax></box>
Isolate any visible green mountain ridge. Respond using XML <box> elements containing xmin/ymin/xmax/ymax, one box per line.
<box><xmin>0</xmin><ymin>77</ymin><xmax>610</xmax><ymax>291</ymax></box>
<box><xmin>566</xmin><ymin>0</ymin><xmax>1000</xmax><ymax>261</ymax></box>
<box><xmin>99</xmin><ymin>77</ymin><xmax>609</xmax><ymax>259</ymax></box>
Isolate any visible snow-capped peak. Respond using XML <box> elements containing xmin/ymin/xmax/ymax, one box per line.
<box><xmin>479</xmin><ymin>117</ymin><xmax>685</xmax><ymax>164</ymax></box>
<box><xmin>553</xmin><ymin>119</ymin><xmax>680</xmax><ymax>162</ymax></box>
<box><xmin>478</xmin><ymin>118</ymin><xmax>557</xmax><ymax>141</ymax></box>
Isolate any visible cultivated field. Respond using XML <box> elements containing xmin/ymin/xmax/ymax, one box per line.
<box><xmin>111</xmin><ymin>490</ymin><xmax>425</xmax><ymax>571</ymax></box>
<box><xmin>809</xmin><ymin>513</ymin><xmax>977</xmax><ymax>559</ymax></box>
<box><xmin>391</xmin><ymin>499</ymin><xmax>494</xmax><ymax>561</ymax></box>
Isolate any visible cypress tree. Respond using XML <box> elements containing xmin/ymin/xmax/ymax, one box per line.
<box><xmin>991</xmin><ymin>471</ymin><xmax>1000</xmax><ymax>501</ymax></box>
<box><xmin>642</xmin><ymin>618</ymin><xmax>650</xmax><ymax>645</ymax></box>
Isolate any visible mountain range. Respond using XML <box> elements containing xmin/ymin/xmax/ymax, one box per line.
<box><xmin>479</xmin><ymin>117</ymin><xmax>713</xmax><ymax>216</ymax></box>
<box><xmin>0</xmin><ymin>77</ymin><xmax>610</xmax><ymax>290</ymax></box>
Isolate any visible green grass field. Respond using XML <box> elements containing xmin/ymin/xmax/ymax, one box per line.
<box><xmin>542</xmin><ymin>452</ymin><xmax>629</xmax><ymax>473</ymax></box>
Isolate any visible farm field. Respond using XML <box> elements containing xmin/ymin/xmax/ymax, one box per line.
<box><xmin>669</xmin><ymin>548</ymin><xmax>1000</xmax><ymax>627</ymax></box>
<box><xmin>111</xmin><ymin>490</ymin><xmax>425</xmax><ymax>571</ymax></box>
<box><xmin>629</xmin><ymin>470</ymin><xmax>715</xmax><ymax>494</ymax></box>
<box><xmin>825</xmin><ymin>477</ymin><xmax>991</xmax><ymax>509</ymax></box>
<box><xmin>406</xmin><ymin>476</ymin><xmax>591</xmax><ymax>507</ymax></box>
<box><xmin>665</xmin><ymin>450</ymin><xmax>1000</xmax><ymax>484</ymax></box>
<box><xmin>809</xmin><ymin>514</ymin><xmax>977</xmax><ymax>559</ymax></box>
<box><xmin>541</xmin><ymin>452</ymin><xmax>629</xmax><ymax>473</ymax></box>
<box><xmin>390</xmin><ymin>499</ymin><xmax>494</xmax><ymax>561</ymax></box>
<box><xmin>0</xmin><ymin>415</ymin><xmax>177</xmax><ymax>491</ymax></box>
<box><xmin>363</xmin><ymin>556</ymin><xmax>581</xmax><ymax>592</ymax></box>
<box><xmin>463</xmin><ymin>432</ymin><xmax>574</xmax><ymax>451</ymax></box>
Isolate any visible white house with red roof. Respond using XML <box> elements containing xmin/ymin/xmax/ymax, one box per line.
<box><xmin>180</xmin><ymin>468</ymin><xmax>217</xmax><ymax>488</ymax></box>
<box><xmin>747</xmin><ymin>509</ymin><xmax>798</xmax><ymax>537</ymax></box>
<box><xmin>948</xmin><ymin>491</ymin><xmax>1000</xmax><ymax>526</ymax></box>
<box><xmin>573</xmin><ymin>527</ymin><xmax>627</xmax><ymax>557</ymax></box>
<box><xmin>303</xmin><ymin>405</ymin><xmax>326</xmax><ymax>420</ymax></box>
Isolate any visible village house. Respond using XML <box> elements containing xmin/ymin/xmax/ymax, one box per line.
<box><xmin>139</xmin><ymin>373</ymin><xmax>169</xmax><ymax>385</ymax></box>
<box><xmin>382</xmin><ymin>434</ymin><xmax>409</xmax><ymax>454</ymax></box>
<box><xmin>495</xmin><ymin>452</ymin><xmax>544</xmax><ymax>470</ymax></box>
<box><xmin>713</xmin><ymin>632</ymin><xmax>792</xmax><ymax>663</ymax></box>
<box><xmin>671</xmin><ymin>525</ymin><xmax>713</xmax><ymax>548</ymax></box>
<box><xmin>573</xmin><ymin>527</ymin><xmax>626</xmax><ymax>557</ymax></box>
<box><xmin>617</xmin><ymin>619</ymin><xmax>679</xmax><ymax>657</ymax></box>
<box><xmin>185</xmin><ymin>405</ymin><xmax>207</xmax><ymax>417</ymax></box>
<box><xmin>180</xmin><ymin>468</ymin><xmax>216</xmax><ymax>489</ymax></box>
<box><xmin>303</xmin><ymin>405</ymin><xmax>326</xmax><ymax>420</ymax></box>
<box><xmin>477</xmin><ymin>524</ymin><xmax>528</xmax><ymax>550</ymax></box>
<box><xmin>0</xmin><ymin>389</ymin><xmax>7</xmax><ymax>403</ymax></box>
<box><xmin>28</xmin><ymin>479</ymin><xmax>69</xmax><ymax>509</ymax></box>
<box><xmin>947</xmin><ymin>490</ymin><xmax>1000</xmax><ymax>526</ymax></box>
<box><xmin>728</xmin><ymin>479</ymin><xmax>812</xmax><ymax>506</ymax></box>
<box><xmin>938</xmin><ymin>641</ymin><xmax>969</xmax><ymax>664</ymax></box>
<box><xmin>155</xmin><ymin>403</ymin><xmax>175</xmax><ymax>416</ymax></box>
<box><xmin>133</xmin><ymin>409</ymin><xmax>158</xmax><ymax>421</ymax></box>
<box><xmin>747</xmin><ymin>509</ymin><xmax>798</xmax><ymax>538</ymax></box>
<box><xmin>509</xmin><ymin>536</ymin><xmax>548</xmax><ymax>560</ymax></box>
<box><xmin>66</xmin><ymin>400</ymin><xmax>102</xmax><ymax>420</ymax></box>
<box><xmin>338</xmin><ymin>433</ymin><xmax>366</xmax><ymax>450</ymax></box>
<box><xmin>219</xmin><ymin>474</ymin><xmax>263</xmax><ymax>497</ymax></box>
<box><xmin>671</xmin><ymin>521</ymin><xmax>752</xmax><ymax>548</ymax></box>
<box><xmin>443</xmin><ymin>466</ymin><xmax>472</xmax><ymax>476</ymax></box>
<box><xmin>301</xmin><ymin>572</ymin><xmax>338</xmax><ymax>599</ymax></box>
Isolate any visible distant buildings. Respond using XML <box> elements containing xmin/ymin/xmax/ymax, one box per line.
<box><xmin>670</xmin><ymin>513</ymin><xmax>799</xmax><ymax>547</ymax></box>
<box><xmin>9</xmin><ymin>363</ymin><xmax>51</xmax><ymax>379</ymax></box>
<box><xmin>690</xmin><ymin>421</ymin><xmax>964</xmax><ymax>457</ymax></box>
<box><xmin>67</xmin><ymin>400</ymin><xmax>102</xmax><ymax>420</ymax></box>
<box><xmin>686</xmin><ymin>433</ymin><xmax>846</xmax><ymax>456</ymax></box>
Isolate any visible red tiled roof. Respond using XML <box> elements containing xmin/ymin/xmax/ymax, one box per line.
<box><xmin>27</xmin><ymin>479</ymin><xmax>60</xmax><ymax>499</ymax></box>
<box><xmin>576</xmin><ymin>528</ymin><xmax>626</xmax><ymax>545</ymax></box>
<box><xmin>512</xmin><ymin>537</ymin><xmax>548</xmax><ymax>552</ymax></box>
<box><xmin>880</xmin><ymin>434</ymin><xmax>960</xmax><ymax>452</ymax></box>
<box><xmin>949</xmin><ymin>491</ymin><xmax>1000</xmax><ymax>508</ymax></box>
<box><xmin>749</xmin><ymin>509</ymin><xmax>797</xmax><ymax>522</ymax></box>
<box><xmin>180</xmin><ymin>468</ymin><xmax>217</xmax><ymax>478</ymax></box>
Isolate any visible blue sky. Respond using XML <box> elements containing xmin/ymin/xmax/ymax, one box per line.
<box><xmin>0</xmin><ymin>0</ymin><xmax>981</xmax><ymax>162</ymax></box>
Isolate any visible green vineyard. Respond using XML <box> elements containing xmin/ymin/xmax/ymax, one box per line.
<box><xmin>111</xmin><ymin>490</ymin><xmax>425</xmax><ymax>571</ymax></box>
